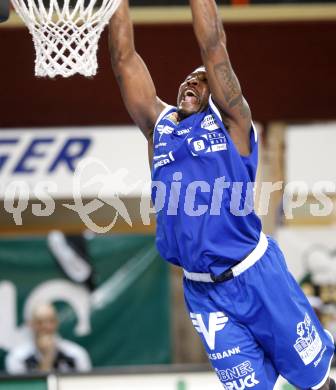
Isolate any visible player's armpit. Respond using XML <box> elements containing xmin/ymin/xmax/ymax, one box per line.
<box><xmin>111</xmin><ymin>50</ymin><xmax>166</xmax><ymax>139</ymax></box>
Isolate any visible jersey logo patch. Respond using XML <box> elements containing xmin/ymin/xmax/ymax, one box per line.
<box><xmin>154</xmin><ymin>142</ymin><xmax>167</xmax><ymax>149</ymax></box>
<box><xmin>188</xmin><ymin>132</ymin><xmax>227</xmax><ymax>156</ymax></box>
<box><xmin>176</xmin><ymin>127</ymin><xmax>191</xmax><ymax>136</ymax></box>
<box><xmin>201</xmin><ymin>115</ymin><xmax>220</xmax><ymax>131</ymax></box>
<box><xmin>157</xmin><ymin>125</ymin><xmax>174</xmax><ymax>140</ymax></box>
<box><xmin>153</xmin><ymin>152</ymin><xmax>174</xmax><ymax>170</ymax></box>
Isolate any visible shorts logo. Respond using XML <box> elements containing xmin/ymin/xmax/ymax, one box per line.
<box><xmin>216</xmin><ymin>361</ymin><xmax>260</xmax><ymax>389</ymax></box>
<box><xmin>190</xmin><ymin>311</ymin><xmax>228</xmax><ymax>350</ymax></box>
<box><xmin>208</xmin><ymin>346</ymin><xmax>241</xmax><ymax>361</ymax></box>
<box><xmin>201</xmin><ymin>115</ymin><xmax>220</xmax><ymax>131</ymax></box>
<box><xmin>294</xmin><ymin>313</ymin><xmax>323</xmax><ymax>365</ymax></box>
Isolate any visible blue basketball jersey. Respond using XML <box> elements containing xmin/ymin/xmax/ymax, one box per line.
<box><xmin>152</xmin><ymin>96</ymin><xmax>262</xmax><ymax>274</ymax></box>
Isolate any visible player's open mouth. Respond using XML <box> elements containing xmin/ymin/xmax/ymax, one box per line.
<box><xmin>182</xmin><ymin>89</ymin><xmax>199</xmax><ymax>104</ymax></box>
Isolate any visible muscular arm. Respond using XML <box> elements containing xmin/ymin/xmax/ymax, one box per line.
<box><xmin>189</xmin><ymin>0</ymin><xmax>252</xmax><ymax>153</ymax></box>
<box><xmin>109</xmin><ymin>1</ymin><xmax>166</xmax><ymax>140</ymax></box>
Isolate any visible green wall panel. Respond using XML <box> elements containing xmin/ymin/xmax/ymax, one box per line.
<box><xmin>0</xmin><ymin>379</ymin><xmax>47</xmax><ymax>390</ymax></box>
<box><xmin>0</xmin><ymin>235</ymin><xmax>171</xmax><ymax>371</ymax></box>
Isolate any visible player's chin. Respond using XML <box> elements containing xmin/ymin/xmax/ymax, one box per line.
<box><xmin>178</xmin><ymin>102</ymin><xmax>200</xmax><ymax>117</ymax></box>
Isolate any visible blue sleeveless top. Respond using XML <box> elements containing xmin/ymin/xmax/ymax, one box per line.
<box><xmin>151</xmin><ymin>96</ymin><xmax>262</xmax><ymax>275</ymax></box>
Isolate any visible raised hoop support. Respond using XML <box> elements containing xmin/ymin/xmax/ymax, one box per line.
<box><xmin>11</xmin><ymin>0</ymin><xmax>121</xmax><ymax>78</ymax></box>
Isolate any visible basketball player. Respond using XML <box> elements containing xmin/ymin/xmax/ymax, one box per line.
<box><xmin>109</xmin><ymin>1</ymin><xmax>335</xmax><ymax>388</ymax></box>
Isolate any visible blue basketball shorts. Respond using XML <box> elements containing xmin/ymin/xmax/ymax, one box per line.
<box><xmin>183</xmin><ymin>237</ymin><xmax>335</xmax><ymax>389</ymax></box>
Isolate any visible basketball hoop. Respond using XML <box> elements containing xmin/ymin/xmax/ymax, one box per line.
<box><xmin>11</xmin><ymin>0</ymin><xmax>121</xmax><ymax>78</ymax></box>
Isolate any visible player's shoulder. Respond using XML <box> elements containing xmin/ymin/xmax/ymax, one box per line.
<box><xmin>154</xmin><ymin>104</ymin><xmax>177</xmax><ymax>128</ymax></box>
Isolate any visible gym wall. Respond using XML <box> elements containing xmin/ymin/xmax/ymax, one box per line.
<box><xmin>0</xmin><ymin>19</ymin><xmax>335</xmax><ymax>128</ymax></box>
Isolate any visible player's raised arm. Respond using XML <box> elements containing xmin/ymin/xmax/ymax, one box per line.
<box><xmin>189</xmin><ymin>0</ymin><xmax>252</xmax><ymax>139</ymax></box>
<box><xmin>109</xmin><ymin>1</ymin><xmax>166</xmax><ymax>140</ymax></box>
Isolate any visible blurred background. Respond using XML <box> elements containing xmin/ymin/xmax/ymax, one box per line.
<box><xmin>0</xmin><ymin>0</ymin><xmax>336</xmax><ymax>389</ymax></box>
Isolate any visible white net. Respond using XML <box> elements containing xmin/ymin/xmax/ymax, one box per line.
<box><xmin>11</xmin><ymin>0</ymin><xmax>121</xmax><ymax>78</ymax></box>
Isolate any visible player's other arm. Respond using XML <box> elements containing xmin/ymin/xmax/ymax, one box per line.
<box><xmin>189</xmin><ymin>0</ymin><xmax>252</xmax><ymax>153</ymax></box>
<box><xmin>109</xmin><ymin>1</ymin><xmax>166</xmax><ymax>140</ymax></box>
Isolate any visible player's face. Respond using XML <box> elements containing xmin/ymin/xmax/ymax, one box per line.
<box><xmin>177</xmin><ymin>70</ymin><xmax>210</xmax><ymax>117</ymax></box>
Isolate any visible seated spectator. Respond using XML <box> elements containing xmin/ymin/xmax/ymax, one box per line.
<box><xmin>5</xmin><ymin>303</ymin><xmax>91</xmax><ymax>374</ymax></box>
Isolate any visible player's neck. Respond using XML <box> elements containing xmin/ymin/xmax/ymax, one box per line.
<box><xmin>177</xmin><ymin>110</ymin><xmax>197</xmax><ymax>122</ymax></box>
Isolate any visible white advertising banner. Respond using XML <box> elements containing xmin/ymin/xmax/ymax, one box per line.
<box><xmin>276</xmin><ymin>227</ymin><xmax>336</xmax><ymax>280</ymax></box>
<box><xmin>59</xmin><ymin>372</ymin><xmax>223</xmax><ymax>390</ymax></box>
<box><xmin>285</xmin><ymin>122</ymin><xmax>336</xmax><ymax>193</ymax></box>
<box><xmin>58</xmin><ymin>371</ymin><xmax>302</xmax><ymax>390</ymax></box>
<box><xmin>0</xmin><ymin>127</ymin><xmax>151</xmax><ymax>199</ymax></box>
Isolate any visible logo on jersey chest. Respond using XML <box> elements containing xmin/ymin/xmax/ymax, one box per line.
<box><xmin>153</xmin><ymin>152</ymin><xmax>175</xmax><ymax>170</ymax></box>
<box><xmin>155</xmin><ymin>142</ymin><xmax>167</xmax><ymax>149</ymax></box>
<box><xmin>176</xmin><ymin>127</ymin><xmax>192</xmax><ymax>136</ymax></box>
<box><xmin>188</xmin><ymin>132</ymin><xmax>227</xmax><ymax>156</ymax></box>
<box><xmin>201</xmin><ymin>114</ymin><xmax>220</xmax><ymax>131</ymax></box>
<box><xmin>157</xmin><ymin>125</ymin><xmax>174</xmax><ymax>140</ymax></box>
